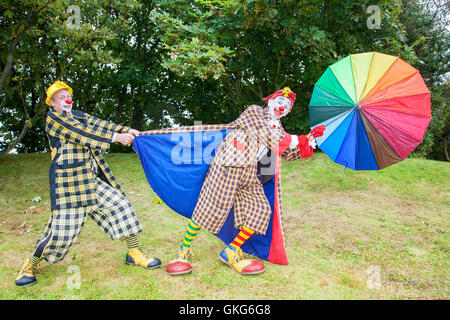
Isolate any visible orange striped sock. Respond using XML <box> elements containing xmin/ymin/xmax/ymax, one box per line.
<box><xmin>230</xmin><ymin>226</ymin><xmax>255</xmax><ymax>249</ymax></box>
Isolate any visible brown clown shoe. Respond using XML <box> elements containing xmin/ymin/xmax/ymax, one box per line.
<box><xmin>166</xmin><ymin>245</ymin><xmax>194</xmax><ymax>276</ymax></box>
<box><xmin>219</xmin><ymin>245</ymin><xmax>265</xmax><ymax>275</ymax></box>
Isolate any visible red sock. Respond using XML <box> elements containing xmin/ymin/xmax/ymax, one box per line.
<box><xmin>230</xmin><ymin>226</ymin><xmax>255</xmax><ymax>249</ymax></box>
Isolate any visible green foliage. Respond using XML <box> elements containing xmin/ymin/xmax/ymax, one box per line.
<box><xmin>414</xmin><ymin>81</ymin><xmax>449</xmax><ymax>160</ymax></box>
<box><xmin>0</xmin><ymin>0</ymin><xmax>144</xmax><ymax>152</ymax></box>
<box><xmin>0</xmin><ymin>0</ymin><xmax>448</xmax><ymax>160</ymax></box>
<box><xmin>180</xmin><ymin>0</ymin><xmax>417</xmax><ymax>135</ymax></box>
<box><xmin>400</xmin><ymin>0</ymin><xmax>449</xmax><ymax>161</ymax></box>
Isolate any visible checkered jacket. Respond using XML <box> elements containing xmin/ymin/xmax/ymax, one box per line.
<box><xmin>45</xmin><ymin>109</ymin><xmax>130</xmax><ymax>211</ymax></box>
<box><xmin>215</xmin><ymin>105</ymin><xmax>292</xmax><ymax>167</ymax></box>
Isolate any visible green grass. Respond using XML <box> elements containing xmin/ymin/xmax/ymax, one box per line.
<box><xmin>0</xmin><ymin>152</ymin><xmax>448</xmax><ymax>299</ymax></box>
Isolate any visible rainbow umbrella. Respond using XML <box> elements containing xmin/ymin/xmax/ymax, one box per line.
<box><xmin>309</xmin><ymin>51</ymin><xmax>431</xmax><ymax>170</ymax></box>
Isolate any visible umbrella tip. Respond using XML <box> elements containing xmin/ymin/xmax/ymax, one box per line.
<box><xmin>355</xmin><ymin>103</ymin><xmax>361</xmax><ymax>110</ymax></box>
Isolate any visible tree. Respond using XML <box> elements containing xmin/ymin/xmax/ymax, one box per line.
<box><xmin>0</xmin><ymin>0</ymin><xmax>232</xmax><ymax>153</ymax></box>
<box><xmin>400</xmin><ymin>0</ymin><xmax>449</xmax><ymax>161</ymax></box>
<box><xmin>165</xmin><ymin>0</ymin><xmax>417</xmax><ymax>135</ymax></box>
<box><xmin>3</xmin><ymin>0</ymin><xmax>446</xmax><ymax>161</ymax></box>
<box><xmin>0</xmin><ymin>0</ymin><xmax>144</xmax><ymax>153</ymax></box>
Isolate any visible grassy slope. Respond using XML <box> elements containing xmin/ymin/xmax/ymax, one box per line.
<box><xmin>0</xmin><ymin>152</ymin><xmax>448</xmax><ymax>300</ymax></box>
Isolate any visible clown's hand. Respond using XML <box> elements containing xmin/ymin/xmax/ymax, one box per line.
<box><xmin>309</xmin><ymin>125</ymin><xmax>325</xmax><ymax>138</ymax></box>
<box><xmin>115</xmin><ymin>133</ymin><xmax>135</xmax><ymax>146</ymax></box>
<box><xmin>128</xmin><ymin>128</ymin><xmax>141</xmax><ymax>137</ymax></box>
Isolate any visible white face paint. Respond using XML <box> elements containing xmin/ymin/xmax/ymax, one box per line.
<box><xmin>51</xmin><ymin>89</ymin><xmax>72</xmax><ymax>113</ymax></box>
<box><xmin>61</xmin><ymin>99</ymin><xmax>72</xmax><ymax>112</ymax></box>
<box><xmin>268</xmin><ymin>96</ymin><xmax>291</xmax><ymax>120</ymax></box>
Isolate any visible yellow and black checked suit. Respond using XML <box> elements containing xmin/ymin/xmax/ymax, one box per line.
<box><xmin>32</xmin><ymin>110</ymin><xmax>142</xmax><ymax>263</ymax></box>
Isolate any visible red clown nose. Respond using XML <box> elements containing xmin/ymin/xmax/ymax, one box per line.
<box><xmin>65</xmin><ymin>99</ymin><xmax>72</xmax><ymax>104</ymax></box>
<box><xmin>279</xmin><ymin>106</ymin><xmax>285</xmax><ymax>112</ymax></box>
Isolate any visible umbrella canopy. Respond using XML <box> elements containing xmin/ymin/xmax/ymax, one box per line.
<box><xmin>309</xmin><ymin>51</ymin><xmax>431</xmax><ymax>170</ymax></box>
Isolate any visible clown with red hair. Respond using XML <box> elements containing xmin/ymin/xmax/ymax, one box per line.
<box><xmin>164</xmin><ymin>87</ymin><xmax>325</xmax><ymax>276</ymax></box>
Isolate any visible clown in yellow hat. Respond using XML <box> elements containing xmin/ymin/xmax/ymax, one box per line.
<box><xmin>15</xmin><ymin>80</ymin><xmax>160</xmax><ymax>288</ymax></box>
<box><xmin>45</xmin><ymin>81</ymin><xmax>73</xmax><ymax>105</ymax></box>
<box><xmin>45</xmin><ymin>80</ymin><xmax>74</xmax><ymax>114</ymax></box>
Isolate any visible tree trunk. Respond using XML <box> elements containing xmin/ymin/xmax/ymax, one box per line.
<box><xmin>1</xmin><ymin>120</ymin><xmax>33</xmax><ymax>154</ymax></box>
<box><xmin>0</xmin><ymin>1</ymin><xmax>53</xmax><ymax>101</ymax></box>
<box><xmin>0</xmin><ymin>45</ymin><xmax>16</xmax><ymax>98</ymax></box>
<box><xmin>131</xmin><ymin>100</ymin><xmax>145</xmax><ymax>131</ymax></box>
<box><xmin>444</xmin><ymin>138</ymin><xmax>449</xmax><ymax>162</ymax></box>
<box><xmin>1</xmin><ymin>83</ymin><xmax>47</xmax><ymax>154</ymax></box>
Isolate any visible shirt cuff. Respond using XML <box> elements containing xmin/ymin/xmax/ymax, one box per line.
<box><xmin>289</xmin><ymin>135</ymin><xmax>299</xmax><ymax>149</ymax></box>
<box><xmin>112</xmin><ymin>133</ymin><xmax>116</xmax><ymax>143</ymax></box>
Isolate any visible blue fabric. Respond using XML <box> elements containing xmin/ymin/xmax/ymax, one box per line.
<box><xmin>314</xmin><ymin>109</ymin><xmax>354</xmax><ymax>147</ymax></box>
<box><xmin>319</xmin><ymin>109</ymin><xmax>356</xmax><ymax>162</ymax></box>
<box><xmin>318</xmin><ymin>110</ymin><xmax>379</xmax><ymax>171</ymax></box>
<box><xmin>133</xmin><ymin>130</ymin><xmax>276</xmax><ymax>261</ymax></box>
<box><xmin>133</xmin><ymin>131</ymin><xmax>226</xmax><ymax>217</ymax></box>
<box><xmin>335</xmin><ymin>110</ymin><xmax>358</xmax><ymax>170</ymax></box>
<box><xmin>355</xmin><ymin>112</ymin><xmax>379</xmax><ymax>170</ymax></box>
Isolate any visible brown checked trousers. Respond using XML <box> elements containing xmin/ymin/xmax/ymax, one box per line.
<box><xmin>191</xmin><ymin>105</ymin><xmax>290</xmax><ymax>235</ymax></box>
<box><xmin>191</xmin><ymin>161</ymin><xmax>271</xmax><ymax>235</ymax></box>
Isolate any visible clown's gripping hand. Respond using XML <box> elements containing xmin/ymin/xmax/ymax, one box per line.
<box><xmin>309</xmin><ymin>124</ymin><xmax>325</xmax><ymax>139</ymax></box>
<box><xmin>301</xmin><ymin>124</ymin><xmax>325</xmax><ymax>158</ymax></box>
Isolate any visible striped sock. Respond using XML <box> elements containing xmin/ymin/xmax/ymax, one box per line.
<box><xmin>182</xmin><ymin>219</ymin><xmax>201</xmax><ymax>249</ymax></box>
<box><xmin>30</xmin><ymin>255</ymin><xmax>42</xmax><ymax>266</ymax></box>
<box><xmin>230</xmin><ymin>226</ymin><xmax>255</xmax><ymax>249</ymax></box>
<box><xmin>126</xmin><ymin>235</ymin><xmax>140</xmax><ymax>249</ymax></box>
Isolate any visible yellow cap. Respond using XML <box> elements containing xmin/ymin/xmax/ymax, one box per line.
<box><xmin>46</xmin><ymin>81</ymin><xmax>73</xmax><ymax>106</ymax></box>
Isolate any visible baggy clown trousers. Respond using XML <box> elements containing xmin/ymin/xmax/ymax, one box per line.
<box><xmin>31</xmin><ymin>177</ymin><xmax>142</xmax><ymax>263</ymax></box>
